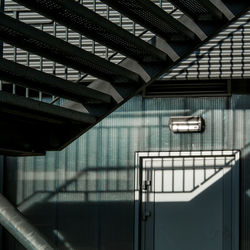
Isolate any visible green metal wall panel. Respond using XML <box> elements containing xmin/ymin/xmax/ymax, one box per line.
<box><xmin>4</xmin><ymin>94</ymin><xmax>250</xmax><ymax>249</ymax></box>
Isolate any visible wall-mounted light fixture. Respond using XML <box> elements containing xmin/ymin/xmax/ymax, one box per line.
<box><xmin>169</xmin><ymin>116</ymin><xmax>205</xmax><ymax>133</ymax></box>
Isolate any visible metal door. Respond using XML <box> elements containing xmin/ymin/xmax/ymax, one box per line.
<box><xmin>135</xmin><ymin>151</ymin><xmax>240</xmax><ymax>250</ymax></box>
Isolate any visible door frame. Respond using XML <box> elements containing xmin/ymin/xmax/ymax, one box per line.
<box><xmin>134</xmin><ymin>150</ymin><xmax>240</xmax><ymax>250</ymax></box>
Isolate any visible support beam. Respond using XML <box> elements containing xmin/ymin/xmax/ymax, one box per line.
<box><xmin>0</xmin><ymin>193</ymin><xmax>54</xmax><ymax>250</ymax></box>
<box><xmin>13</xmin><ymin>0</ymin><xmax>170</xmax><ymax>63</ymax></box>
<box><xmin>0</xmin><ymin>13</ymin><xmax>141</xmax><ymax>85</ymax></box>
<box><xmin>0</xmin><ymin>58</ymin><xmax>112</xmax><ymax>104</ymax></box>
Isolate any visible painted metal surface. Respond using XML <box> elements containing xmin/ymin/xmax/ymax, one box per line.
<box><xmin>1</xmin><ymin>0</ymin><xmax>250</xmax><ymax>249</ymax></box>
<box><xmin>135</xmin><ymin>151</ymin><xmax>240</xmax><ymax>250</ymax></box>
<box><xmin>3</xmin><ymin>94</ymin><xmax>250</xmax><ymax>249</ymax></box>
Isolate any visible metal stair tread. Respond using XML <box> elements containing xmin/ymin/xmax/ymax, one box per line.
<box><xmin>0</xmin><ymin>91</ymin><xmax>96</xmax><ymax>124</ymax></box>
<box><xmin>13</xmin><ymin>0</ymin><xmax>170</xmax><ymax>63</ymax></box>
<box><xmin>0</xmin><ymin>58</ymin><xmax>113</xmax><ymax>104</ymax></box>
<box><xmin>101</xmin><ymin>0</ymin><xmax>206</xmax><ymax>42</ymax></box>
<box><xmin>0</xmin><ymin>12</ymin><xmax>141</xmax><ymax>85</ymax></box>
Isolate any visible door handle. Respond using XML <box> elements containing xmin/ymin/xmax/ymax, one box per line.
<box><xmin>142</xmin><ymin>180</ymin><xmax>151</xmax><ymax>190</ymax></box>
<box><xmin>142</xmin><ymin>211</ymin><xmax>151</xmax><ymax>221</ymax></box>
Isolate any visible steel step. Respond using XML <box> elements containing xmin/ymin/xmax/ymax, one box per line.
<box><xmin>0</xmin><ymin>91</ymin><xmax>98</xmax><ymax>155</ymax></box>
<box><xmin>0</xmin><ymin>91</ymin><xmax>96</xmax><ymax>124</ymax></box>
<box><xmin>12</xmin><ymin>0</ymin><xmax>170</xmax><ymax>63</ymax></box>
<box><xmin>0</xmin><ymin>12</ymin><xmax>141</xmax><ymax>85</ymax></box>
<box><xmin>168</xmin><ymin>0</ymin><xmax>231</xmax><ymax>21</ymax></box>
<box><xmin>100</xmin><ymin>0</ymin><xmax>206</xmax><ymax>42</ymax></box>
<box><xmin>0</xmin><ymin>58</ymin><xmax>113</xmax><ymax>104</ymax></box>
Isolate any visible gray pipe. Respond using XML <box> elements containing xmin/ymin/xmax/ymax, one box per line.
<box><xmin>0</xmin><ymin>193</ymin><xmax>54</xmax><ymax>250</ymax></box>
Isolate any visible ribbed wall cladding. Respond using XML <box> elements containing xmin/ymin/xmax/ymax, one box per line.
<box><xmin>4</xmin><ymin>95</ymin><xmax>250</xmax><ymax>249</ymax></box>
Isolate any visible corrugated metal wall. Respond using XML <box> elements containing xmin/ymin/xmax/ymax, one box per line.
<box><xmin>4</xmin><ymin>95</ymin><xmax>250</xmax><ymax>249</ymax></box>
<box><xmin>2</xmin><ymin>0</ymin><xmax>250</xmax><ymax>249</ymax></box>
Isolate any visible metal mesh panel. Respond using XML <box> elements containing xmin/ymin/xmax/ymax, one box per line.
<box><xmin>104</xmin><ymin>0</ymin><xmax>177</xmax><ymax>35</ymax></box>
<box><xmin>178</xmin><ymin>0</ymin><xmax>208</xmax><ymax>15</ymax></box>
<box><xmin>19</xmin><ymin>0</ymin><xmax>162</xmax><ymax>61</ymax></box>
<box><xmin>0</xmin><ymin>14</ymin><xmax>139</xmax><ymax>84</ymax></box>
<box><xmin>2</xmin><ymin>0</ymin><xmax>176</xmax><ymax>102</ymax></box>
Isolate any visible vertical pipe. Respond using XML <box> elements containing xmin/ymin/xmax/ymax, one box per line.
<box><xmin>52</xmin><ymin>22</ymin><xmax>57</xmax><ymax>102</ymax></box>
<box><xmin>12</xmin><ymin>11</ymin><xmax>19</xmax><ymax>95</ymax></box>
<box><xmin>39</xmin><ymin>24</ymin><xmax>43</xmax><ymax>101</ymax></box>
<box><xmin>106</xmin><ymin>5</ymin><xmax>109</xmax><ymax>59</ymax></box>
<box><xmin>92</xmin><ymin>0</ymin><xmax>96</xmax><ymax>69</ymax></box>
<box><xmin>65</xmin><ymin>27</ymin><xmax>68</xmax><ymax>81</ymax></box>
<box><xmin>25</xmin><ymin>52</ymin><xmax>30</xmax><ymax>98</ymax></box>
<box><xmin>52</xmin><ymin>22</ymin><xmax>57</xmax><ymax>76</ymax></box>
<box><xmin>159</xmin><ymin>0</ymin><xmax>162</xmax><ymax>8</ymax></box>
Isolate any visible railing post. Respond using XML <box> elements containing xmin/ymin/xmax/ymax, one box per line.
<box><xmin>0</xmin><ymin>0</ymin><xmax>4</xmax><ymax>91</ymax></box>
<box><xmin>0</xmin><ymin>0</ymin><xmax>4</xmax><ymax>55</ymax></box>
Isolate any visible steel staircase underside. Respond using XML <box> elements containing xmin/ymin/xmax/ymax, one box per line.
<box><xmin>0</xmin><ymin>0</ymin><xmax>249</xmax><ymax>156</ymax></box>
